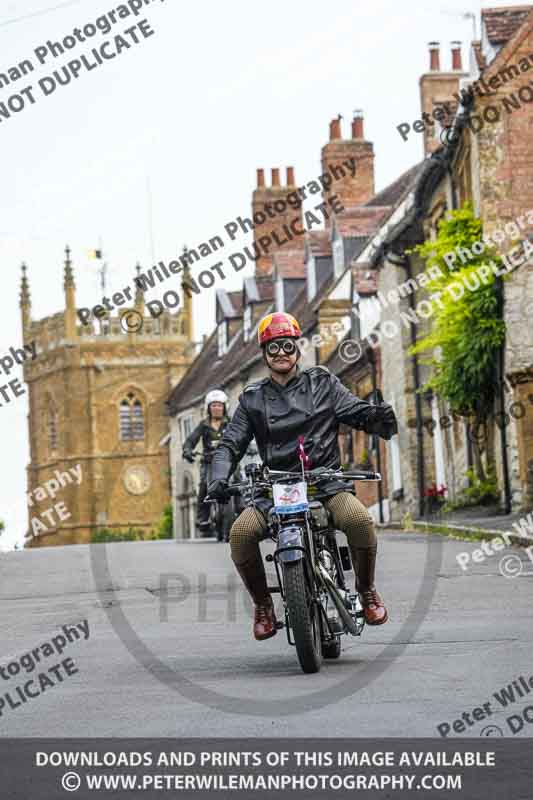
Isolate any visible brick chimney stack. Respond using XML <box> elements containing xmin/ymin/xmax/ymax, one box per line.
<box><xmin>451</xmin><ymin>41</ymin><xmax>462</xmax><ymax>70</ymax></box>
<box><xmin>429</xmin><ymin>41</ymin><xmax>440</xmax><ymax>71</ymax></box>
<box><xmin>419</xmin><ymin>39</ymin><xmax>467</xmax><ymax>156</ymax></box>
<box><xmin>351</xmin><ymin>110</ymin><xmax>364</xmax><ymax>139</ymax></box>
<box><xmin>252</xmin><ymin>167</ymin><xmax>304</xmax><ymax>276</ymax></box>
<box><xmin>329</xmin><ymin>116</ymin><xmax>342</xmax><ymax>140</ymax></box>
<box><xmin>320</xmin><ymin>113</ymin><xmax>375</xmax><ymax>223</ymax></box>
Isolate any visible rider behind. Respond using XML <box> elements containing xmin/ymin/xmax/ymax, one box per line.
<box><xmin>209</xmin><ymin>312</ymin><xmax>398</xmax><ymax>641</ymax></box>
<box><xmin>182</xmin><ymin>389</ymin><xmax>229</xmax><ymax>533</ymax></box>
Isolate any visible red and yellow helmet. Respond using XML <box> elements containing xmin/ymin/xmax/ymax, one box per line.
<box><xmin>258</xmin><ymin>312</ymin><xmax>301</xmax><ymax>346</ymax></box>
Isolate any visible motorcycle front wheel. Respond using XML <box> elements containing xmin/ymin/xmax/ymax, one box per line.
<box><xmin>283</xmin><ymin>560</ymin><xmax>322</xmax><ymax>674</ymax></box>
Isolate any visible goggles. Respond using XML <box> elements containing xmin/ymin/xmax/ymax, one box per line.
<box><xmin>265</xmin><ymin>339</ymin><xmax>298</xmax><ymax>357</ymax></box>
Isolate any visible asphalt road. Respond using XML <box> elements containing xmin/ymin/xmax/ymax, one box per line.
<box><xmin>1</xmin><ymin>530</ymin><xmax>532</xmax><ymax>738</ymax></box>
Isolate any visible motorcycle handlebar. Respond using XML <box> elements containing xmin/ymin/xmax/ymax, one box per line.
<box><xmin>342</xmin><ymin>470</ymin><xmax>382</xmax><ymax>481</ymax></box>
<box><xmin>204</xmin><ymin>485</ymin><xmax>244</xmax><ymax>503</ymax></box>
<box><xmin>267</xmin><ymin>468</ymin><xmax>381</xmax><ymax>482</ymax></box>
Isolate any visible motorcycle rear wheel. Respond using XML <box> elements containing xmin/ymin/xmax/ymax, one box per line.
<box><xmin>283</xmin><ymin>561</ymin><xmax>322</xmax><ymax>674</ymax></box>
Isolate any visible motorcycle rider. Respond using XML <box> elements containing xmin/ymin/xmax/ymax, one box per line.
<box><xmin>208</xmin><ymin>312</ymin><xmax>398</xmax><ymax>641</ymax></box>
<box><xmin>183</xmin><ymin>389</ymin><xmax>230</xmax><ymax>532</ymax></box>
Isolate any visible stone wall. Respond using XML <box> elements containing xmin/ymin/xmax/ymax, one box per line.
<box><xmin>24</xmin><ymin>329</ymin><xmax>190</xmax><ymax>546</ymax></box>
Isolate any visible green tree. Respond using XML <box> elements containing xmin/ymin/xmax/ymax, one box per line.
<box><xmin>409</xmin><ymin>203</ymin><xmax>506</xmax><ymax>480</ymax></box>
<box><xmin>156</xmin><ymin>504</ymin><xmax>174</xmax><ymax>539</ymax></box>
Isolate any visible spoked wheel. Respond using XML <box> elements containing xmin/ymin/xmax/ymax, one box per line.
<box><xmin>283</xmin><ymin>560</ymin><xmax>322</xmax><ymax>674</ymax></box>
<box><xmin>209</xmin><ymin>501</ymin><xmax>224</xmax><ymax>542</ymax></box>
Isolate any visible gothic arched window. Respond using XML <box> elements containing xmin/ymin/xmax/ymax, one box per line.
<box><xmin>119</xmin><ymin>393</ymin><xmax>145</xmax><ymax>441</ymax></box>
<box><xmin>47</xmin><ymin>402</ymin><xmax>58</xmax><ymax>452</ymax></box>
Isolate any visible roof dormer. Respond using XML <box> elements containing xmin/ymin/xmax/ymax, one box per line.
<box><xmin>215</xmin><ymin>289</ymin><xmax>243</xmax><ymax>356</ymax></box>
<box><xmin>241</xmin><ymin>276</ymin><xmax>274</xmax><ymax>342</ymax></box>
<box><xmin>305</xmin><ymin>231</ymin><xmax>333</xmax><ymax>302</ymax></box>
<box><xmin>272</xmin><ymin>250</ymin><xmax>306</xmax><ymax>312</ymax></box>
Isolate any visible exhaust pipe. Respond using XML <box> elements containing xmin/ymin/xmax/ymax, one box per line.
<box><xmin>315</xmin><ymin>562</ymin><xmax>358</xmax><ymax>635</ymax></box>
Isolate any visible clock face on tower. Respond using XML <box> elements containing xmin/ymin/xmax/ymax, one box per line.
<box><xmin>123</xmin><ymin>465</ymin><xmax>151</xmax><ymax>495</ymax></box>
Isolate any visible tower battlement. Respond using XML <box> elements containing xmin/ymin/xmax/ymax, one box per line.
<box><xmin>19</xmin><ymin>248</ymin><xmax>195</xmax><ymax>547</ymax></box>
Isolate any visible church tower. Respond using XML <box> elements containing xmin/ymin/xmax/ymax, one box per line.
<box><xmin>21</xmin><ymin>249</ymin><xmax>194</xmax><ymax>547</ymax></box>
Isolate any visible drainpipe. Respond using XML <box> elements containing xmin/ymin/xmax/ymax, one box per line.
<box><xmin>388</xmin><ymin>250</ymin><xmax>426</xmax><ymax>518</ymax></box>
<box><xmin>446</xmin><ymin>164</ymin><xmax>473</xmax><ymax>470</ymax></box>
<box><xmin>368</xmin><ymin>349</ymin><xmax>384</xmax><ymax>523</ymax></box>
<box><xmin>496</xmin><ymin>275</ymin><xmax>512</xmax><ymax>514</ymax></box>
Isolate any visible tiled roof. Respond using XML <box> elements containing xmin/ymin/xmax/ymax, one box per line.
<box><xmin>168</xmin><ymin>323</ymin><xmax>263</xmax><ymax>414</ymax></box>
<box><xmin>334</xmin><ymin>206</ymin><xmax>392</xmax><ymax>238</ymax></box>
<box><xmin>482</xmin><ymin>5</ymin><xmax>532</xmax><ymax>45</ymax></box>
<box><xmin>227</xmin><ymin>290</ymin><xmax>243</xmax><ymax>316</ymax></box>
<box><xmin>168</xmin><ymin>159</ymin><xmax>425</xmax><ymax>413</ymax></box>
<box><xmin>168</xmin><ymin>270</ymin><xmax>336</xmax><ymax>414</ymax></box>
<box><xmin>273</xmin><ymin>249</ymin><xmax>306</xmax><ymax>279</ymax></box>
<box><xmin>216</xmin><ymin>288</ymin><xmax>243</xmax><ymax>319</ymax></box>
<box><xmin>306</xmin><ymin>230</ymin><xmax>331</xmax><ymax>257</ymax></box>
<box><xmin>366</xmin><ymin>162</ymin><xmax>424</xmax><ymax>208</ymax></box>
<box><xmin>244</xmin><ymin>276</ymin><xmax>274</xmax><ymax>303</ymax></box>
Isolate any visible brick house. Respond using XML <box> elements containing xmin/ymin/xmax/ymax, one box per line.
<box><xmin>352</xmin><ymin>7</ymin><xmax>533</xmax><ymax>520</ymax></box>
<box><xmin>167</xmin><ymin>114</ymin><xmax>409</xmax><ymax>535</ymax></box>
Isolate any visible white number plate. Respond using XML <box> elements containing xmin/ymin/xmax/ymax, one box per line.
<box><xmin>273</xmin><ymin>481</ymin><xmax>309</xmax><ymax>514</ymax></box>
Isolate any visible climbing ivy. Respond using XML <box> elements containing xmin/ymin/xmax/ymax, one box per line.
<box><xmin>409</xmin><ymin>203</ymin><xmax>506</xmax><ymax>419</ymax></box>
<box><xmin>408</xmin><ymin>203</ymin><xmax>507</xmax><ymax>482</ymax></box>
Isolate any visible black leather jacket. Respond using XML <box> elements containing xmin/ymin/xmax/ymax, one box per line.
<box><xmin>211</xmin><ymin>366</ymin><xmax>397</xmax><ymax>492</ymax></box>
<box><xmin>183</xmin><ymin>417</ymin><xmax>230</xmax><ymax>466</ymax></box>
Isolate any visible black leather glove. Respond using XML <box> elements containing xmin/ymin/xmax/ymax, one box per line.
<box><xmin>183</xmin><ymin>449</ymin><xmax>195</xmax><ymax>464</ymax></box>
<box><xmin>207</xmin><ymin>479</ymin><xmax>229</xmax><ymax>501</ymax></box>
<box><xmin>377</xmin><ymin>403</ymin><xmax>398</xmax><ymax>439</ymax></box>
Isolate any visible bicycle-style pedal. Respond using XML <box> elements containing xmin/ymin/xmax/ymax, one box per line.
<box><xmin>275</xmin><ymin>620</ymin><xmax>284</xmax><ymax>630</ymax></box>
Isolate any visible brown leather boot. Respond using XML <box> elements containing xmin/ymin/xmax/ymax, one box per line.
<box><xmin>234</xmin><ymin>558</ymin><xmax>277</xmax><ymax>641</ymax></box>
<box><xmin>354</xmin><ymin>545</ymin><xmax>388</xmax><ymax>626</ymax></box>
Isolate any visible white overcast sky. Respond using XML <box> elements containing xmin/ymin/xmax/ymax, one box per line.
<box><xmin>0</xmin><ymin>0</ymin><xmax>522</xmax><ymax>549</ymax></box>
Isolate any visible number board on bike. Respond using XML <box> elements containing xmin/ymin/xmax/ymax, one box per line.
<box><xmin>272</xmin><ymin>481</ymin><xmax>309</xmax><ymax>514</ymax></box>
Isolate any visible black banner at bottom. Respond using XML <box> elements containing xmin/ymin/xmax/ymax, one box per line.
<box><xmin>1</xmin><ymin>738</ymin><xmax>531</xmax><ymax>799</ymax></box>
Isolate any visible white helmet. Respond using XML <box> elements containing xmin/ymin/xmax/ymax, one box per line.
<box><xmin>205</xmin><ymin>389</ymin><xmax>228</xmax><ymax>413</ymax></box>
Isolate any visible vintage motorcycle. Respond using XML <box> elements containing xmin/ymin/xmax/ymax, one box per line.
<box><xmin>189</xmin><ymin>451</ymin><xmax>235</xmax><ymax>542</ymax></box>
<box><xmin>220</xmin><ymin>458</ymin><xmax>382</xmax><ymax>674</ymax></box>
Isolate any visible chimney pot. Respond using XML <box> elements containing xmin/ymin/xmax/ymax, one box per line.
<box><xmin>428</xmin><ymin>41</ymin><xmax>440</xmax><ymax>71</ymax></box>
<box><xmin>256</xmin><ymin>168</ymin><xmax>265</xmax><ymax>188</ymax></box>
<box><xmin>271</xmin><ymin>168</ymin><xmax>280</xmax><ymax>187</ymax></box>
<box><xmin>352</xmin><ymin>111</ymin><xmax>364</xmax><ymax>139</ymax></box>
<box><xmin>286</xmin><ymin>166</ymin><xmax>295</xmax><ymax>185</ymax></box>
<box><xmin>329</xmin><ymin>117</ymin><xmax>341</xmax><ymax>141</ymax></box>
<box><xmin>451</xmin><ymin>41</ymin><xmax>462</xmax><ymax>71</ymax></box>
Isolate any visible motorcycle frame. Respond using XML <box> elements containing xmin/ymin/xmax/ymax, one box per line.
<box><xmin>269</xmin><ymin>499</ymin><xmax>361</xmax><ymax>647</ymax></box>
